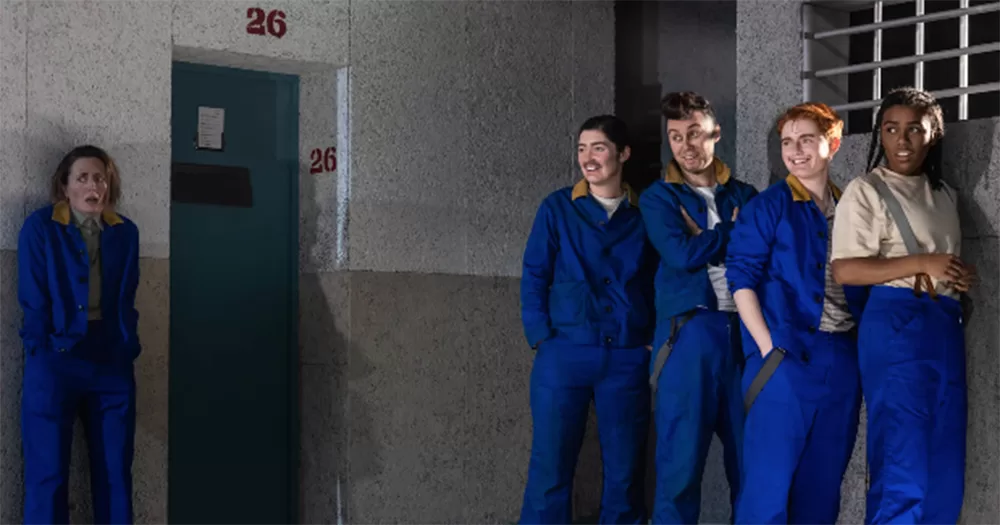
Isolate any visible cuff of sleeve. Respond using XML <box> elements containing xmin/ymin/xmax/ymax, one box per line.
<box><xmin>727</xmin><ymin>276</ymin><xmax>754</xmax><ymax>295</ymax></box>
<box><xmin>525</xmin><ymin>324</ymin><xmax>552</xmax><ymax>349</ymax></box>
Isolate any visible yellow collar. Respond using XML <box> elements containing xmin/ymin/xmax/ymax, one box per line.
<box><xmin>52</xmin><ymin>200</ymin><xmax>123</xmax><ymax>226</ymax></box>
<box><xmin>785</xmin><ymin>174</ymin><xmax>843</xmax><ymax>202</ymax></box>
<box><xmin>664</xmin><ymin>157</ymin><xmax>731</xmax><ymax>185</ymax></box>
<box><xmin>571</xmin><ymin>179</ymin><xmax>639</xmax><ymax>207</ymax></box>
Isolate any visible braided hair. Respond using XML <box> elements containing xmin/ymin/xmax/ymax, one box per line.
<box><xmin>865</xmin><ymin>87</ymin><xmax>945</xmax><ymax>190</ymax></box>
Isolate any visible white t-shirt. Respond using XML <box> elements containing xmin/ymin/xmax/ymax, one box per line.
<box><xmin>691</xmin><ymin>185</ymin><xmax>737</xmax><ymax>312</ymax></box>
<box><xmin>592</xmin><ymin>193</ymin><xmax>627</xmax><ymax>219</ymax></box>
<box><xmin>831</xmin><ymin>166</ymin><xmax>962</xmax><ymax>299</ymax></box>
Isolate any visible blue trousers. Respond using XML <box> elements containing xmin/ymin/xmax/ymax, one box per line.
<box><xmin>651</xmin><ymin>310</ymin><xmax>743</xmax><ymax>524</ymax></box>
<box><xmin>520</xmin><ymin>341</ymin><xmax>650</xmax><ymax>524</ymax></box>
<box><xmin>736</xmin><ymin>330</ymin><xmax>861</xmax><ymax>524</ymax></box>
<box><xmin>22</xmin><ymin>321</ymin><xmax>136</xmax><ymax>524</ymax></box>
<box><xmin>859</xmin><ymin>286</ymin><xmax>967</xmax><ymax>524</ymax></box>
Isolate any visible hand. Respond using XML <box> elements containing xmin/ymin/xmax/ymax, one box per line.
<box><xmin>756</xmin><ymin>337</ymin><xmax>774</xmax><ymax>359</ymax></box>
<box><xmin>731</xmin><ymin>207</ymin><xmax>739</xmax><ymax>222</ymax></box>
<box><xmin>919</xmin><ymin>253</ymin><xmax>966</xmax><ymax>282</ymax></box>
<box><xmin>953</xmin><ymin>264</ymin><xmax>977</xmax><ymax>293</ymax></box>
<box><xmin>680</xmin><ymin>206</ymin><xmax>703</xmax><ymax>236</ymax></box>
<box><xmin>645</xmin><ymin>345</ymin><xmax>653</xmax><ymax>352</ymax></box>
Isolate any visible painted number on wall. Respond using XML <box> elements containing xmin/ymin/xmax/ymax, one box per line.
<box><xmin>246</xmin><ymin>8</ymin><xmax>287</xmax><ymax>39</ymax></box>
<box><xmin>310</xmin><ymin>147</ymin><xmax>337</xmax><ymax>174</ymax></box>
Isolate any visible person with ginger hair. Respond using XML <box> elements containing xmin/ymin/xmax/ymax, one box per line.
<box><xmin>18</xmin><ymin>145</ymin><xmax>141</xmax><ymax>524</ymax></box>
<box><xmin>725</xmin><ymin>102</ymin><xmax>866</xmax><ymax>524</ymax></box>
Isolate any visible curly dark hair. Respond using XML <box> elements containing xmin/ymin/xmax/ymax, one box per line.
<box><xmin>660</xmin><ymin>91</ymin><xmax>717</xmax><ymax>124</ymax></box>
<box><xmin>866</xmin><ymin>87</ymin><xmax>945</xmax><ymax>190</ymax></box>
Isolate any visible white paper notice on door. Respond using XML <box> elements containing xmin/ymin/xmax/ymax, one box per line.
<box><xmin>197</xmin><ymin>106</ymin><xmax>225</xmax><ymax>150</ymax></box>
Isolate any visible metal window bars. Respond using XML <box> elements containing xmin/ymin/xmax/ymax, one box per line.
<box><xmin>802</xmin><ymin>0</ymin><xmax>1000</xmax><ymax>121</ymax></box>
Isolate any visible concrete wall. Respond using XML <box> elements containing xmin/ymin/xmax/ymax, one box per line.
<box><xmin>0</xmin><ymin>0</ymin><xmax>615</xmax><ymax>523</ymax></box>
<box><xmin>737</xmin><ymin>2</ymin><xmax>1000</xmax><ymax>523</ymax></box>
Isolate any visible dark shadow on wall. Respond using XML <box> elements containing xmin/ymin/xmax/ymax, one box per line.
<box><xmin>615</xmin><ymin>0</ymin><xmax>662</xmax><ymax>195</ymax></box>
<box><xmin>297</xmin><ymin>160</ymin><xmax>380</xmax><ymax>525</ymax></box>
<box><xmin>767</xmin><ymin>116</ymin><xmax>786</xmax><ymax>187</ymax></box>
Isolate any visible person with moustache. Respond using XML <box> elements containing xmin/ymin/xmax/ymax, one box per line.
<box><xmin>639</xmin><ymin>91</ymin><xmax>757</xmax><ymax>524</ymax></box>
<box><xmin>19</xmin><ymin>145</ymin><xmax>141</xmax><ymax>524</ymax></box>
<box><xmin>519</xmin><ymin>115</ymin><xmax>657</xmax><ymax>525</ymax></box>
<box><xmin>726</xmin><ymin>103</ymin><xmax>865</xmax><ymax>524</ymax></box>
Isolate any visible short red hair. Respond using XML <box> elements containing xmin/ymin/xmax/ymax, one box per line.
<box><xmin>776</xmin><ymin>102</ymin><xmax>844</xmax><ymax>142</ymax></box>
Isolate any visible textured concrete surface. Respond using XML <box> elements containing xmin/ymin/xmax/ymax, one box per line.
<box><xmin>347</xmin><ymin>0</ymin><xmax>615</xmax><ymax>277</ymax></box>
<box><xmin>22</xmin><ymin>1</ymin><xmax>172</xmax><ymax>258</ymax></box>
<box><xmin>172</xmin><ymin>0</ymin><xmax>349</xmax><ymax>70</ymax></box>
<box><xmin>736</xmin><ymin>0</ymin><xmax>805</xmax><ymax>189</ymax></box>
<box><xmin>299</xmin><ymin>271</ymin><xmax>612</xmax><ymax>523</ymax></box>
<box><xmin>299</xmin><ymin>69</ymin><xmax>344</xmax><ymax>274</ymax></box>
<box><xmin>0</xmin><ymin>251</ymin><xmax>21</xmax><ymax>524</ymax></box>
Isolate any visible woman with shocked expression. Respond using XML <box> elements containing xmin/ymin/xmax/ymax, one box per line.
<box><xmin>18</xmin><ymin>145</ymin><xmax>141</xmax><ymax>524</ymax></box>
<box><xmin>727</xmin><ymin>103</ymin><xmax>862</xmax><ymax>524</ymax></box>
<box><xmin>831</xmin><ymin>87</ymin><xmax>972</xmax><ymax>524</ymax></box>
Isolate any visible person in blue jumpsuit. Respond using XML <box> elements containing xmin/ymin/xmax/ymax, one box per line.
<box><xmin>639</xmin><ymin>91</ymin><xmax>757</xmax><ymax>524</ymax></box>
<box><xmin>519</xmin><ymin>115</ymin><xmax>657</xmax><ymax>524</ymax></box>
<box><xmin>726</xmin><ymin>102</ymin><xmax>865</xmax><ymax>524</ymax></box>
<box><xmin>830</xmin><ymin>87</ymin><xmax>973</xmax><ymax>524</ymax></box>
<box><xmin>19</xmin><ymin>145</ymin><xmax>141</xmax><ymax>524</ymax></box>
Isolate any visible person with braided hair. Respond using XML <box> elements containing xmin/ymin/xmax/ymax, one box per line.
<box><xmin>830</xmin><ymin>87</ymin><xmax>974</xmax><ymax>524</ymax></box>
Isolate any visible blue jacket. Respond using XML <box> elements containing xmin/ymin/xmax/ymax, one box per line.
<box><xmin>18</xmin><ymin>202</ymin><xmax>141</xmax><ymax>360</ymax></box>
<box><xmin>725</xmin><ymin>175</ymin><xmax>865</xmax><ymax>360</ymax></box>
<box><xmin>639</xmin><ymin>159</ymin><xmax>758</xmax><ymax>331</ymax></box>
<box><xmin>521</xmin><ymin>180</ymin><xmax>657</xmax><ymax>349</ymax></box>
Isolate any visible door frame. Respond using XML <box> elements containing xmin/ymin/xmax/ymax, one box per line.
<box><xmin>168</xmin><ymin>60</ymin><xmax>301</xmax><ymax>523</ymax></box>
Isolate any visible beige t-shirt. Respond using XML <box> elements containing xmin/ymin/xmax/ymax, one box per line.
<box><xmin>830</xmin><ymin>166</ymin><xmax>962</xmax><ymax>299</ymax></box>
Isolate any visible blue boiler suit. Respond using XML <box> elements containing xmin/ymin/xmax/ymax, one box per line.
<box><xmin>19</xmin><ymin>202</ymin><xmax>141</xmax><ymax>525</ymax></box>
<box><xmin>520</xmin><ymin>180</ymin><xmax>657</xmax><ymax>525</ymax></box>
<box><xmin>638</xmin><ymin>158</ymin><xmax>757</xmax><ymax>523</ymax></box>
<box><xmin>858</xmin><ymin>286</ymin><xmax>966</xmax><ymax>524</ymax></box>
<box><xmin>725</xmin><ymin>175</ymin><xmax>866</xmax><ymax>524</ymax></box>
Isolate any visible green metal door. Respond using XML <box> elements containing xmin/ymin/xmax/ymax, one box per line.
<box><xmin>168</xmin><ymin>62</ymin><xmax>299</xmax><ymax>524</ymax></box>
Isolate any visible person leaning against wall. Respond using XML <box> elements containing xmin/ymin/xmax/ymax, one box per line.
<box><xmin>518</xmin><ymin>115</ymin><xmax>657</xmax><ymax>525</ymax></box>
<box><xmin>18</xmin><ymin>145</ymin><xmax>141</xmax><ymax>525</ymax></box>
<box><xmin>830</xmin><ymin>87</ymin><xmax>974</xmax><ymax>525</ymax></box>
<box><xmin>638</xmin><ymin>91</ymin><xmax>757</xmax><ymax>524</ymax></box>
<box><xmin>726</xmin><ymin>103</ymin><xmax>866</xmax><ymax>524</ymax></box>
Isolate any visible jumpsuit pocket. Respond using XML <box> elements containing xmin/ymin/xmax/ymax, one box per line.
<box><xmin>22</xmin><ymin>353</ymin><xmax>69</xmax><ymax>417</ymax></box>
<box><xmin>548</xmin><ymin>281</ymin><xmax>589</xmax><ymax>327</ymax></box>
<box><xmin>742</xmin><ymin>350</ymin><xmax>794</xmax><ymax>412</ymax></box>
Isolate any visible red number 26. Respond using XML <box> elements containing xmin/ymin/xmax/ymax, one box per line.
<box><xmin>310</xmin><ymin>147</ymin><xmax>337</xmax><ymax>174</ymax></box>
<box><xmin>246</xmin><ymin>8</ymin><xmax>287</xmax><ymax>39</ymax></box>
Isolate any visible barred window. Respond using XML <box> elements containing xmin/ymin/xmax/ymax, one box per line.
<box><xmin>803</xmin><ymin>0</ymin><xmax>999</xmax><ymax>135</ymax></box>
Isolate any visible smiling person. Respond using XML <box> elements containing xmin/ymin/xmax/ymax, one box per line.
<box><xmin>830</xmin><ymin>87</ymin><xmax>972</xmax><ymax>524</ymax></box>
<box><xmin>19</xmin><ymin>145</ymin><xmax>141</xmax><ymax>524</ymax></box>
<box><xmin>639</xmin><ymin>91</ymin><xmax>757</xmax><ymax>524</ymax></box>
<box><xmin>519</xmin><ymin>115</ymin><xmax>656</xmax><ymax>524</ymax></box>
<box><xmin>726</xmin><ymin>102</ymin><xmax>864</xmax><ymax>524</ymax></box>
